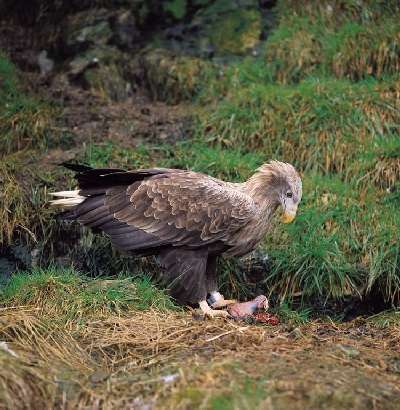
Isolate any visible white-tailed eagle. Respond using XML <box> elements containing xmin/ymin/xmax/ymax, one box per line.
<box><xmin>50</xmin><ymin>161</ymin><xmax>302</xmax><ymax>317</ymax></box>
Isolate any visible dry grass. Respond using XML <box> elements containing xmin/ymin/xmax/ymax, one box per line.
<box><xmin>331</xmin><ymin>19</ymin><xmax>400</xmax><ymax>81</ymax></box>
<box><xmin>1</xmin><ymin>298</ymin><xmax>400</xmax><ymax>409</ymax></box>
<box><xmin>0</xmin><ymin>152</ymin><xmax>68</xmax><ymax>250</ymax></box>
<box><xmin>265</xmin><ymin>1</ymin><xmax>400</xmax><ymax>83</ymax></box>
<box><xmin>0</xmin><ymin>271</ymin><xmax>399</xmax><ymax>409</ymax></box>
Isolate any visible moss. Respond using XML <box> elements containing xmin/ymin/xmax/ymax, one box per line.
<box><xmin>140</xmin><ymin>48</ymin><xmax>216</xmax><ymax>103</ymax></box>
<box><xmin>83</xmin><ymin>63</ymin><xmax>128</xmax><ymax>101</ymax></box>
<box><xmin>163</xmin><ymin>0</ymin><xmax>187</xmax><ymax>20</ymax></box>
<box><xmin>209</xmin><ymin>9</ymin><xmax>262</xmax><ymax>55</ymax></box>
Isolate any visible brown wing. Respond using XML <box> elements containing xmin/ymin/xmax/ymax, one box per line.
<box><xmin>102</xmin><ymin>171</ymin><xmax>257</xmax><ymax>252</ymax></box>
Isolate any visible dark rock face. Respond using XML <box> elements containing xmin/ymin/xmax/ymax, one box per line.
<box><xmin>111</xmin><ymin>9</ymin><xmax>140</xmax><ymax>50</ymax></box>
<box><xmin>61</xmin><ymin>8</ymin><xmax>139</xmax><ymax>101</ymax></box>
<box><xmin>0</xmin><ymin>244</ymin><xmax>35</xmax><ymax>285</ymax></box>
<box><xmin>64</xmin><ymin>9</ymin><xmax>114</xmax><ymax>55</ymax></box>
<box><xmin>2</xmin><ymin>1</ymin><xmax>276</xmax><ymax>102</ymax></box>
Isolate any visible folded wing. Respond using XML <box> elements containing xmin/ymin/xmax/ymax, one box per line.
<box><xmin>64</xmin><ymin>168</ymin><xmax>257</xmax><ymax>254</ymax></box>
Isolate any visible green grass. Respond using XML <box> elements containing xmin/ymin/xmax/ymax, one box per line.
<box><xmin>208</xmin><ymin>378</ymin><xmax>269</xmax><ymax>410</ymax></box>
<box><xmin>0</xmin><ymin>267</ymin><xmax>178</xmax><ymax>318</ymax></box>
<box><xmin>265</xmin><ymin>0</ymin><xmax>400</xmax><ymax>83</ymax></box>
<box><xmin>367</xmin><ymin>309</ymin><xmax>400</xmax><ymax>328</ymax></box>
<box><xmin>2</xmin><ymin>1</ymin><xmax>400</xmax><ymax>307</ymax></box>
<box><xmin>82</xmin><ymin>139</ymin><xmax>264</xmax><ymax>182</ymax></box>
<box><xmin>274</xmin><ymin>302</ymin><xmax>312</xmax><ymax>326</ymax></box>
<box><xmin>79</xmin><ymin>114</ymin><xmax>400</xmax><ymax>303</ymax></box>
<box><xmin>190</xmin><ymin>57</ymin><xmax>400</xmax><ymax>303</ymax></box>
<box><xmin>0</xmin><ymin>52</ymin><xmax>56</xmax><ymax>155</ymax></box>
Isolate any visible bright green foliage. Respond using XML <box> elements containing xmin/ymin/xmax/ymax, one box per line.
<box><xmin>0</xmin><ymin>267</ymin><xmax>177</xmax><ymax>317</ymax></box>
<box><xmin>274</xmin><ymin>303</ymin><xmax>312</xmax><ymax>325</ymax></box>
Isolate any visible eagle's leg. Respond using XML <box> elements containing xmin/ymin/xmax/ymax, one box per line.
<box><xmin>199</xmin><ymin>300</ymin><xmax>229</xmax><ymax>318</ymax></box>
<box><xmin>205</xmin><ymin>256</ymin><xmax>236</xmax><ymax>309</ymax></box>
<box><xmin>208</xmin><ymin>291</ymin><xmax>237</xmax><ymax>309</ymax></box>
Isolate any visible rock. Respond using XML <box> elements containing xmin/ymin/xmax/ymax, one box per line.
<box><xmin>68</xmin><ymin>45</ymin><xmax>122</xmax><ymax>76</ymax></box>
<box><xmin>84</xmin><ymin>63</ymin><xmax>131</xmax><ymax>101</ymax></box>
<box><xmin>288</xmin><ymin>327</ymin><xmax>304</xmax><ymax>340</ymax></box>
<box><xmin>67</xmin><ymin>45</ymin><xmax>132</xmax><ymax>101</ymax></box>
<box><xmin>190</xmin><ymin>0</ymin><xmax>262</xmax><ymax>56</ymax></box>
<box><xmin>388</xmin><ymin>357</ymin><xmax>400</xmax><ymax>374</ymax></box>
<box><xmin>208</xmin><ymin>9</ymin><xmax>262</xmax><ymax>54</ymax></box>
<box><xmin>37</xmin><ymin>50</ymin><xmax>54</xmax><ymax>77</ymax></box>
<box><xmin>111</xmin><ymin>9</ymin><xmax>140</xmax><ymax>50</ymax></box>
<box><xmin>64</xmin><ymin>9</ymin><xmax>113</xmax><ymax>54</ymax></box>
<box><xmin>90</xmin><ymin>370</ymin><xmax>109</xmax><ymax>383</ymax></box>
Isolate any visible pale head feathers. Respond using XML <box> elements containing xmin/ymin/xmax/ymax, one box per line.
<box><xmin>246</xmin><ymin>160</ymin><xmax>302</xmax><ymax>205</ymax></box>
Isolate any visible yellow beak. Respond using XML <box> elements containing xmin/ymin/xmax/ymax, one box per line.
<box><xmin>281</xmin><ymin>211</ymin><xmax>296</xmax><ymax>224</ymax></box>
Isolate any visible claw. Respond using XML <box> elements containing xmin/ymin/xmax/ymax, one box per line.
<box><xmin>207</xmin><ymin>292</ymin><xmax>236</xmax><ymax>309</ymax></box>
<box><xmin>199</xmin><ymin>300</ymin><xmax>229</xmax><ymax>318</ymax></box>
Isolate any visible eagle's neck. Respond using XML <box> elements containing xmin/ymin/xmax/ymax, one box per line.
<box><xmin>242</xmin><ymin>172</ymin><xmax>281</xmax><ymax>208</ymax></box>
<box><xmin>230</xmin><ymin>178</ymin><xmax>280</xmax><ymax>216</ymax></box>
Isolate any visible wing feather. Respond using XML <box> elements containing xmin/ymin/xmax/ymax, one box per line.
<box><xmin>103</xmin><ymin>171</ymin><xmax>257</xmax><ymax>250</ymax></box>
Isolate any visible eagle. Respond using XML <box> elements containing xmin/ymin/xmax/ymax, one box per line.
<box><xmin>50</xmin><ymin>161</ymin><xmax>302</xmax><ymax>317</ymax></box>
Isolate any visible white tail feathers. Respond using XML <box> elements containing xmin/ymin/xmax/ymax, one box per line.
<box><xmin>49</xmin><ymin>190</ymin><xmax>85</xmax><ymax>208</ymax></box>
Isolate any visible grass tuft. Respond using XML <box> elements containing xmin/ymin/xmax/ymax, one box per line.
<box><xmin>0</xmin><ymin>267</ymin><xmax>178</xmax><ymax>318</ymax></box>
<box><xmin>0</xmin><ymin>52</ymin><xmax>56</xmax><ymax>155</ymax></box>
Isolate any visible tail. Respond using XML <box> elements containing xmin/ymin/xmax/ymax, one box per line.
<box><xmin>49</xmin><ymin>162</ymin><xmax>125</xmax><ymax>209</ymax></box>
<box><xmin>48</xmin><ymin>162</ymin><xmax>171</xmax><ymax>210</ymax></box>
<box><xmin>48</xmin><ymin>163</ymin><xmax>94</xmax><ymax>209</ymax></box>
<box><xmin>48</xmin><ymin>190</ymin><xmax>86</xmax><ymax>208</ymax></box>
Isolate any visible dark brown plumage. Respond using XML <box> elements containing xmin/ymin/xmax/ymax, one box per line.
<box><xmin>50</xmin><ymin>161</ymin><xmax>302</xmax><ymax>317</ymax></box>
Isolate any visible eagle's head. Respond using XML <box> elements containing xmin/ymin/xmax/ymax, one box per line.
<box><xmin>247</xmin><ymin>161</ymin><xmax>302</xmax><ymax>223</ymax></box>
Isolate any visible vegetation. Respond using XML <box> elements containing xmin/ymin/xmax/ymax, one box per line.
<box><xmin>265</xmin><ymin>0</ymin><xmax>400</xmax><ymax>83</ymax></box>
<box><xmin>1</xmin><ymin>267</ymin><xmax>177</xmax><ymax>315</ymax></box>
<box><xmin>1</xmin><ymin>1</ymin><xmax>400</xmax><ymax>408</ymax></box>
<box><xmin>1</xmin><ymin>268</ymin><xmax>399</xmax><ymax>409</ymax></box>
<box><xmin>0</xmin><ymin>53</ymin><xmax>64</xmax><ymax>248</ymax></box>
<box><xmin>1</xmin><ymin>0</ymin><xmax>400</xmax><ymax>305</ymax></box>
<box><xmin>0</xmin><ymin>52</ymin><xmax>55</xmax><ymax>155</ymax></box>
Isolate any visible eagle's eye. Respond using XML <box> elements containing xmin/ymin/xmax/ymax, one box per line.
<box><xmin>286</xmin><ymin>191</ymin><xmax>293</xmax><ymax>198</ymax></box>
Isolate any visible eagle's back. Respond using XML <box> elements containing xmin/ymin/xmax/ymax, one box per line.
<box><xmin>58</xmin><ymin>167</ymin><xmax>261</xmax><ymax>257</ymax></box>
